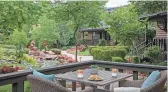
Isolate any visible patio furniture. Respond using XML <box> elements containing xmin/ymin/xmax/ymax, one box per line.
<box><xmin>118</xmin><ymin>70</ymin><xmax>167</xmax><ymax>92</ymax></box>
<box><xmin>55</xmin><ymin>69</ymin><xmax>133</xmax><ymax>92</ymax></box>
<box><xmin>27</xmin><ymin>75</ymin><xmax>94</xmax><ymax>92</ymax></box>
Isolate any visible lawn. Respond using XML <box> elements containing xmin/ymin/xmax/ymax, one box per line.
<box><xmin>72</xmin><ymin>50</ymin><xmax>90</xmax><ymax>56</ymax></box>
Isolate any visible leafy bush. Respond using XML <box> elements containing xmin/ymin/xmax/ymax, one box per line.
<box><xmin>112</xmin><ymin>57</ymin><xmax>124</xmax><ymax>62</ymax></box>
<box><xmin>50</xmin><ymin>48</ymin><xmax>61</xmax><ymax>54</ymax></box>
<box><xmin>144</xmin><ymin>46</ymin><xmax>161</xmax><ymax>61</ymax></box>
<box><xmin>88</xmin><ymin>46</ymin><xmax>98</xmax><ymax>55</ymax></box>
<box><xmin>132</xmin><ymin>56</ymin><xmax>139</xmax><ymax>63</ymax></box>
<box><xmin>98</xmin><ymin>39</ymin><xmax>107</xmax><ymax>46</ymax></box>
<box><xmin>90</xmin><ymin>46</ymin><xmax>128</xmax><ymax>61</ymax></box>
<box><xmin>21</xmin><ymin>54</ymin><xmax>38</xmax><ymax>67</ymax></box>
<box><xmin>0</xmin><ymin>44</ymin><xmax>16</xmax><ymax>49</ymax></box>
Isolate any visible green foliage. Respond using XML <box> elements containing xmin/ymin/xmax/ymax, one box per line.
<box><xmin>88</xmin><ymin>46</ymin><xmax>98</xmax><ymax>55</ymax></box>
<box><xmin>157</xmin><ymin>62</ymin><xmax>167</xmax><ymax>66</ymax></box>
<box><xmin>0</xmin><ymin>1</ymin><xmax>42</xmax><ymax>35</ymax></box>
<box><xmin>7</xmin><ymin>30</ymin><xmax>28</xmax><ymax>58</ymax></box>
<box><xmin>125</xmin><ymin>55</ymin><xmax>139</xmax><ymax>63</ymax></box>
<box><xmin>50</xmin><ymin>48</ymin><xmax>61</xmax><ymax>54</ymax></box>
<box><xmin>144</xmin><ymin>46</ymin><xmax>162</xmax><ymax>61</ymax></box>
<box><xmin>8</xmin><ymin>30</ymin><xmax>28</xmax><ymax>46</ymax></box>
<box><xmin>90</xmin><ymin>46</ymin><xmax>128</xmax><ymax>61</ymax></box>
<box><xmin>103</xmin><ymin>4</ymin><xmax>145</xmax><ymax>46</ymax></box>
<box><xmin>0</xmin><ymin>44</ymin><xmax>16</xmax><ymax>49</ymax></box>
<box><xmin>21</xmin><ymin>54</ymin><xmax>38</xmax><ymax>67</ymax></box>
<box><xmin>89</xmin><ymin>65</ymin><xmax>99</xmax><ymax>68</ymax></box>
<box><xmin>97</xmin><ymin>39</ymin><xmax>107</xmax><ymax>46</ymax></box>
<box><xmin>30</xmin><ymin>16</ymin><xmax>60</xmax><ymax>49</ymax></box>
<box><xmin>0</xmin><ymin>47</ymin><xmax>16</xmax><ymax>60</ymax></box>
<box><xmin>112</xmin><ymin>57</ymin><xmax>124</xmax><ymax>62</ymax></box>
<box><xmin>0</xmin><ymin>46</ymin><xmax>3</xmax><ymax>59</ymax></box>
<box><xmin>48</xmin><ymin>1</ymin><xmax>105</xmax><ymax>43</ymax></box>
<box><xmin>131</xmin><ymin>1</ymin><xmax>167</xmax><ymax>15</ymax></box>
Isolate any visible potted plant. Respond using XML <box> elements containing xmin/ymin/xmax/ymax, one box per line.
<box><xmin>89</xmin><ymin>65</ymin><xmax>98</xmax><ymax>74</ymax></box>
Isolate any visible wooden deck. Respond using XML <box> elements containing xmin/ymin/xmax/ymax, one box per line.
<box><xmin>0</xmin><ymin>60</ymin><xmax>167</xmax><ymax>92</ymax></box>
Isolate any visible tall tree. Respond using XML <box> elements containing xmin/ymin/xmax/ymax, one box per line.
<box><xmin>103</xmin><ymin>4</ymin><xmax>146</xmax><ymax>47</ymax></box>
<box><xmin>0</xmin><ymin>1</ymin><xmax>42</xmax><ymax>35</ymax></box>
<box><xmin>47</xmin><ymin>1</ymin><xmax>105</xmax><ymax>43</ymax></box>
<box><xmin>131</xmin><ymin>1</ymin><xmax>167</xmax><ymax>15</ymax></box>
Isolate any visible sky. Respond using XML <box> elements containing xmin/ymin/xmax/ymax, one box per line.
<box><xmin>105</xmin><ymin>0</ymin><xmax>129</xmax><ymax>8</ymax></box>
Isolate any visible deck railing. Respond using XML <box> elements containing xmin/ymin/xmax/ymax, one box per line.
<box><xmin>0</xmin><ymin>60</ymin><xmax>167</xmax><ymax>92</ymax></box>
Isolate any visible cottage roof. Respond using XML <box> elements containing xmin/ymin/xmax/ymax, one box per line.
<box><xmin>140</xmin><ymin>11</ymin><xmax>167</xmax><ymax>21</ymax></box>
<box><xmin>79</xmin><ymin>27</ymin><xmax>108</xmax><ymax>32</ymax></box>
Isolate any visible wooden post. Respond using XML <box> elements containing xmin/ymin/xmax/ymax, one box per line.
<box><xmin>105</xmin><ymin>68</ymin><xmax>110</xmax><ymax>71</ymax></box>
<box><xmin>72</xmin><ymin>82</ymin><xmax>76</xmax><ymax>91</ymax></box>
<box><xmin>81</xmin><ymin>83</ymin><xmax>85</xmax><ymax>90</ymax></box>
<box><xmin>118</xmin><ymin>69</ymin><xmax>123</xmax><ymax>73</ymax></box>
<box><xmin>12</xmin><ymin>82</ymin><xmax>24</xmax><ymax>92</ymax></box>
<box><xmin>133</xmin><ymin>71</ymin><xmax>138</xmax><ymax>80</ymax></box>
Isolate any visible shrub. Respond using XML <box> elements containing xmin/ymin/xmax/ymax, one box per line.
<box><xmin>112</xmin><ymin>49</ymin><xmax>127</xmax><ymax>58</ymax></box>
<box><xmin>0</xmin><ymin>45</ymin><xmax>16</xmax><ymax>49</ymax></box>
<box><xmin>98</xmin><ymin>39</ymin><xmax>107</xmax><ymax>46</ymax></box>
<box><xmin>112</xmin><ymin>57</ymin><xmax>124</xmax><ymax>62</ymax></box>
<box><xmin>50</xmin><ymin>48</ymin><xmax>61</xmax><ymax>54</ymax></box>
<box><xmin>21</xmin><ymin>54</ymin><xmax>38</xmax><ymax>67</ymax></box>
<box><xmin>144</xmin><ymin>46</ymin><xmax>161</xmax><ymax>61</ymax></box>
<box><xmin>132</xmin><ymin>56</ymin><xmax>139</xmax><ymax>63</ymax></box>
<box><xmin>90</xmin><ymin>46</ymin><xmax>127</xmax><ymax>61</ymax></box>
<box><xmin>88</xmin><ymin>46</ymin><xmax>98</xmax><ymax>55</ymax></box>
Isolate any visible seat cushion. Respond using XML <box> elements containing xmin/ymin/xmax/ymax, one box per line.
<box><xmin>33</xmin><ymin>70</ymin><xmax>55</xmax><ymax>81</ymax></box>
<box><xmin>114</xmin><ymin>87</ymin><xmax>140</xmax><ymax>92</ymax></box>
<box><xmin>141</xmin><ymin>70</ymin><xmax>160</xmax><ymax>88</ymax></box>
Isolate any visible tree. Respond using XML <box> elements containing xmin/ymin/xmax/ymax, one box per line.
<box><xmin>131</xmin><ymin>1</ymin><xmax>167</xmax><ymax>15</ymax></box>
<box><xmin>30</xmin><ymin>16</ymin><xmax>60</xmax><ymax>49</ymax></box>
<box><xmin>103</xmin><ymin>4</ymin><xmax>146</xmax><ymax>47</ymax></box>
<box><xmin>0</xmin><ymin>1</ymin><xmax>42</xmax><ymax>35</ymax></box>
<box><xmin>47</xmin><ymin>1</ymin><xmax>105</xmax><ymax>43</ymax></box>
<box><xmin>8</xmin><ymin>30</ymin><xmax>28</xmax><ymax>57</ymax></box>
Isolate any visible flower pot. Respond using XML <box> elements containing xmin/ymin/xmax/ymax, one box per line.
<box><xmin>91</xmin><ymin>68</ymin><xmax>98</xmax><ymax>74</ymax></box>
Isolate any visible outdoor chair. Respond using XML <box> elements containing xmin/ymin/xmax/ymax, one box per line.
<box><xmin>116</xmin><ymin>70</ymin><xmax>167</xmax><ymax>92</ymax></box>
<box><xmin>27</xmin><ymin>75</ymin><xmax>93</xmax><ymax>92</ymax></box>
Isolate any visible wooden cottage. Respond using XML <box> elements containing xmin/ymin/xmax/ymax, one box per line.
<box><xmin>79</xmin><ymin>27</ymin><xmax>112</xmax><ymax>45</ymax></box>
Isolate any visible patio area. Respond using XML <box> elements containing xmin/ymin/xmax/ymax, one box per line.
<box><xmin>0</xmin><ymin>60</ymin><xmax>167</xmax><ymax>92</ymax></box>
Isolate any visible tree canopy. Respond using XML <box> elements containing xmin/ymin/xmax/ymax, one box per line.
<box><xmin>131</xmin><ymin>1</ymin><xmax>167</xmax><ymax>15</ymax></box>
<box><xmin>0</xmin><ymin>1</ymin><xmax>42</xmax><ymax>35</ymax></box>
<box><xmin>103</xmin><ymin>4</ymin><xmax>146</xmax><ymax>46</ymax></box>
<box><xmin>47</xmin><ymin>1</ymin><xmax>105</xmax><ymax>41</ymax></box>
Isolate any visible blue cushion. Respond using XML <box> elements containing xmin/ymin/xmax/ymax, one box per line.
<box><xmin>141</xmin><ymin>70</ymin><xmax>160</xmax><ymax>88</ymax></box>
<box><xmin>33</xmin><ymin>70</ymin><xmax>55</xmax><ymax>81</ymax></box>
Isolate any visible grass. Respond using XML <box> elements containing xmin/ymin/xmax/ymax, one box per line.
<box><xmin>0</xmin><ymin>81</ymin><xmax>31</xmax><ymax>92</ymax></box>
<box><xmin>72</xmin><ymin>49</ymin><xmax>90</xmax><ymax>56</ymax></box>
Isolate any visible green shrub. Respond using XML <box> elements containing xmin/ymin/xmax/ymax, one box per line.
<box><xmin>112</xmin><ymin>57</ymin><xmax>124</xmax><ymax>62</ymax></box>
<box><xmin>21</xmin><ymin>54</ymin><xmax>39</xmax><ymax>67</ymax></box>
<box><xmin>112</xmin><ymin>49</ymin><xmax>127</xmax><ymax>58</ymax></box>
<box><xmin>98</xmin><ymin>39</ymin><xmax>107</xmax><ymax>46</ymax></box>
<box><xmin>0</xmin><ymin>44</ymin><xmax>16</xmax><ymax>49</ymax></box>
<box><xmin>90</xmin><ymin>46</ymin><xmax>127</xmax><ymax>61</ymax></box>
<box><xmin>50</xmin><ymin>48</ymin><xmax>61</xmax><ymax>54</ymax></box>
<box><xmin>157</xmin><ymin>62</ymin><xmax>167</xmax><ymax>66</ymax></box>
<box><xmin>88</xmin><ymin>46</ymin><xmax>98</xmax><ymax>55</ymax></box>
<box><xmin>144</xmin><ymin>46</ymin><xmax>161</xmax><ymax>61</ymax></box>
<box><xmin>132</xmin><ymin>56</ymin><xmax>139</xmax><ymax>63</ymax></box>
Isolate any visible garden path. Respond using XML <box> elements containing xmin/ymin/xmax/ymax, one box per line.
<box><xmin>61</xmin><ymin>51</ymin><xmax>93</xmax><ymax>62</ymax></box>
